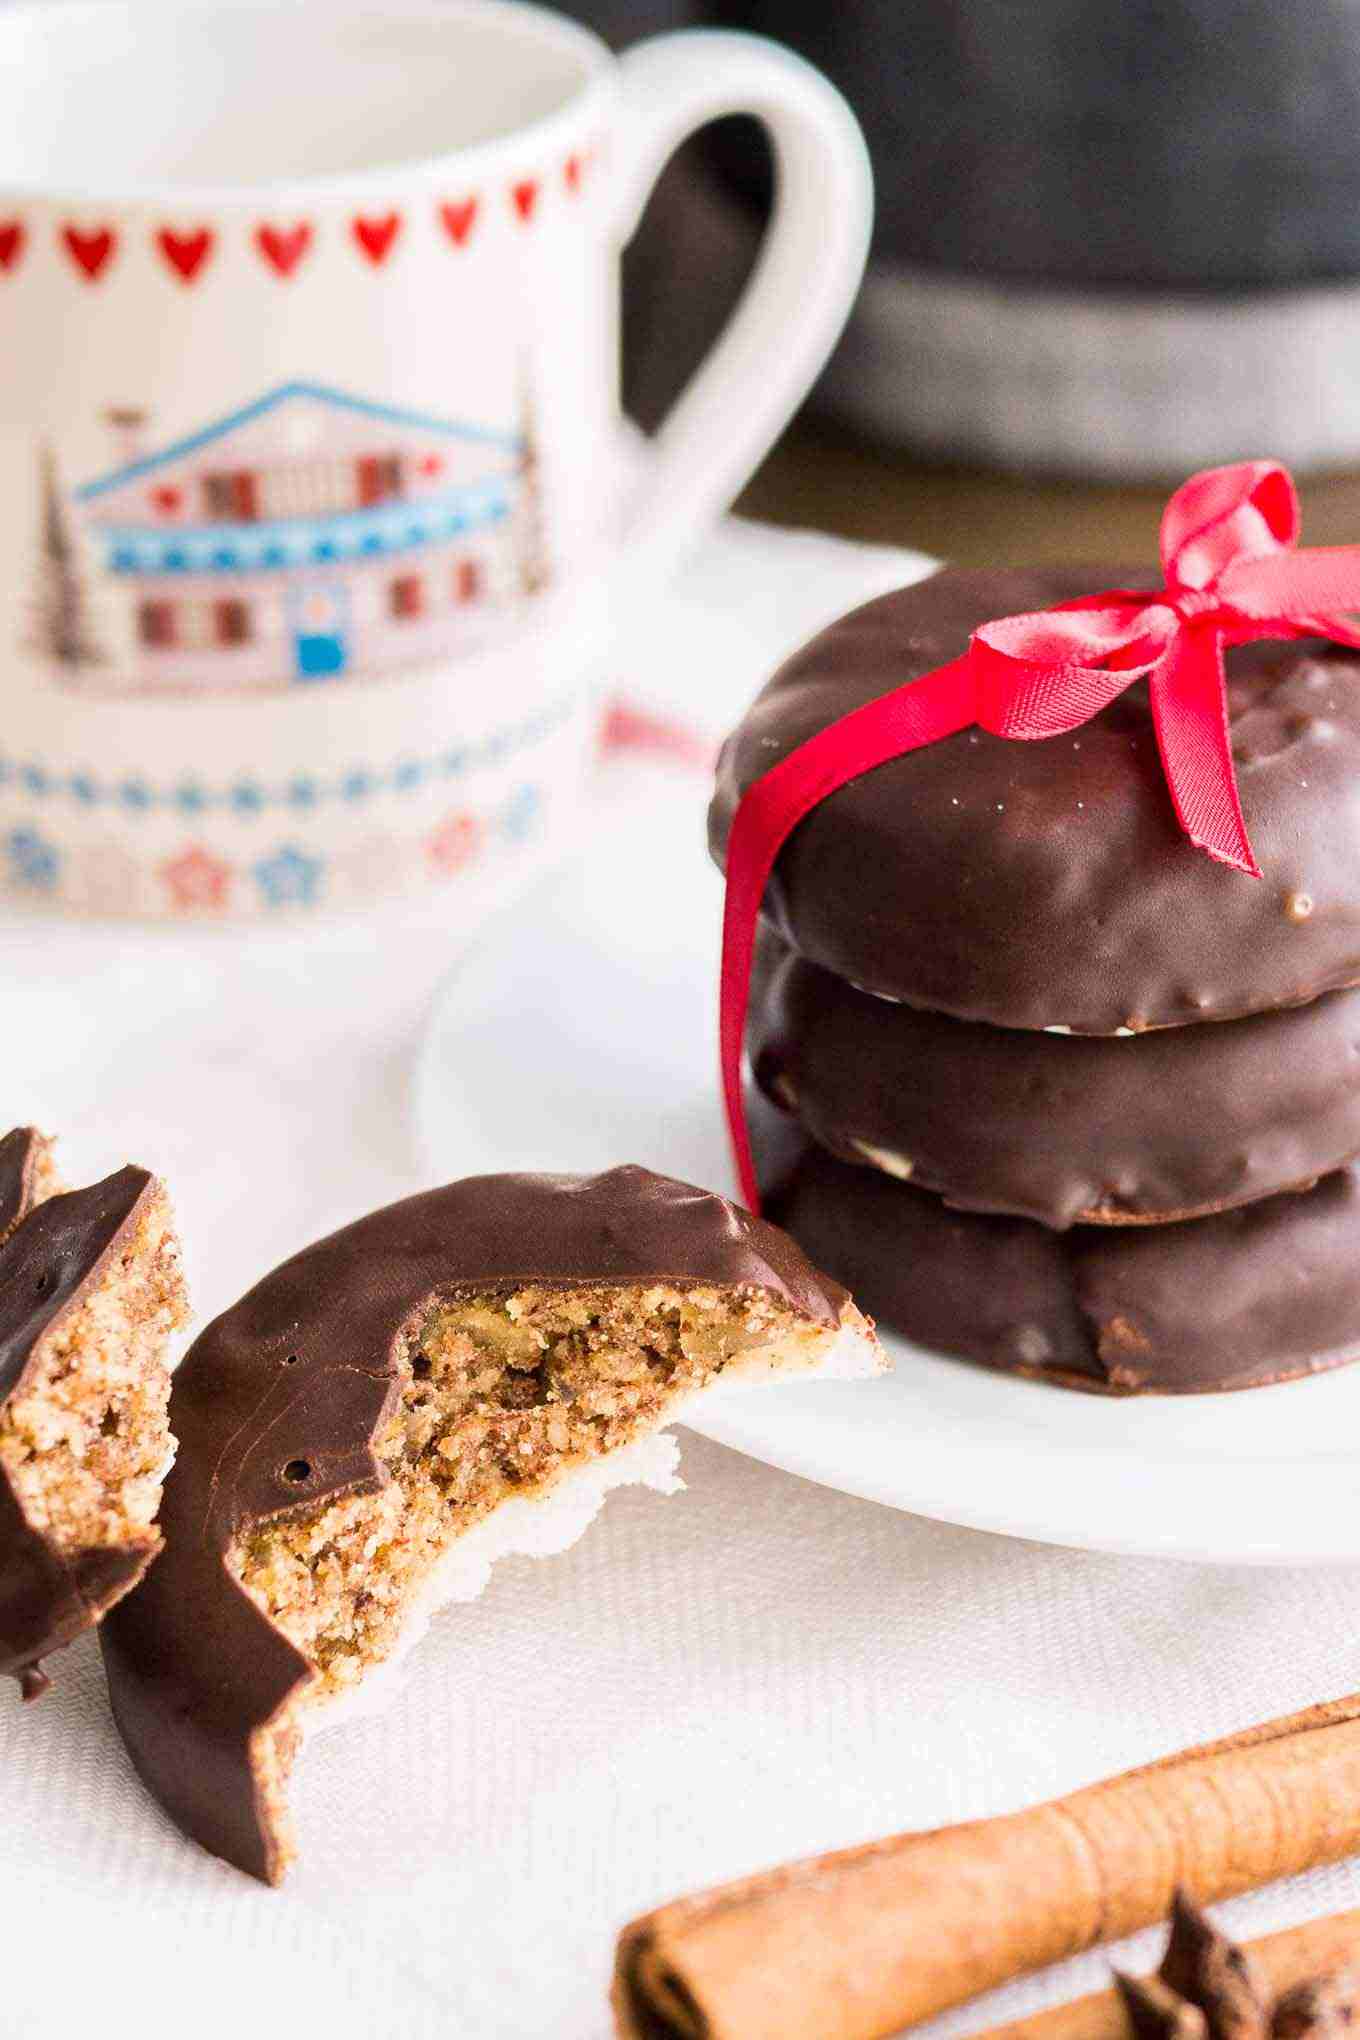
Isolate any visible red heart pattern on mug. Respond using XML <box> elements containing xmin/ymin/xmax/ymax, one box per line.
<box><xmin>150</xmin><ymin>485</ymin><xmax>183</xmax><ymax>515</ymax></box>
<box><xmin>61</xmin><ymin>224</ymin><xmax>117</xmax><ymax>281</ymax></box>
<box><xmin>439</xmin><ymin>197</ymin><xmax>479</xmax><ymax>248</ymax></box>
<box><xmin>156</xmin><ymin>225</ymin><xmax>214</xmax><ymax>283</ymax></box>
<box><xmin>0</xmin><ymin>221</ymin><xmax>25</xmax><ymax>273</ymax></box>
<box><xmin>39</xmin><ymin>157</ymin><xmax>577</xmax><ymax>293</ymax></box>
<box><xmin>255</xmin><ymin>221</ymin><xmax>313</xmax><ymax>278</ymax></box>
<box><xmin>352</xmin><ymin>212</ymin><xmax>401</xmax><ymax>265</ymax></box>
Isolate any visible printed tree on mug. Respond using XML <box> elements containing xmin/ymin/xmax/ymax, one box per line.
<box><xmin>34</xmin><ymin>440</ymin><xmax>102</xmax><ymax>670</ymax></box>
<box><xmin>516</xmin><ymin>367</ymin><xmax>550</xmax><ymax>599</ymax></box>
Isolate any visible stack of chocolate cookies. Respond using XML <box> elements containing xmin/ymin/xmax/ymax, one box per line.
<box><xmin>710</xmin><ymin>566</ymin><xmax>1360</xmax><ymax>1394</ymax></box>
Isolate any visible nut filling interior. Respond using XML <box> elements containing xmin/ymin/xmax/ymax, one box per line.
<box><xmin>230</xmin><ymin>1281</ymin><xmax>828</xmax><ymax>1704</ymax></box>
<box><xmin>0</xmin><ymin>1185</ymin><xmax>185</xmax><ymax>1557</ymax></box>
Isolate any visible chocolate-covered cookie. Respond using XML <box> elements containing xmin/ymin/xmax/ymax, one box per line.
<box><xmin>710</xmin><ymin>567</ymin><xmax>1360</xmax><ymax>1033</ymax></box>
<box><xmin>751</xmin><ymin>933</ymin><xmax>1360</xmax><ymax>1229</ymax></box>
<box><xmin>0</xmin><ymin>1129</ymin><xmax>186</xmax><ymax>1698</ymax></box>
<box><xmin>102</xmin><ymin>1165</ymin><xmax>881</xmax><ymax>1885</ymax></box>
<box><xmin>752</xmin><ymin>1097</ymin><xmax>1360</xmax><ymax>1393</ymax></box>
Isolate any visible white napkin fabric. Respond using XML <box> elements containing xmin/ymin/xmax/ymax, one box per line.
<box><xmin>5</xmin><ymin>517</ymin><xmax>1360</xmax><ymax>2040</ymax></box>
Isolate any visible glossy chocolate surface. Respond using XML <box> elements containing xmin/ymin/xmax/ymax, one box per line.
<box><xmin>0</xmin><ymin>1134</ymin><xmax>158</xmax><ymax>1693</ymax></box>
<box><xmin>752</xmin><ymin>933</ymin><xmax>1360</xmax><ymax>1228</ymax></box>
<box><xmin>752</xmin><ymin>1097</ymin><xmax>1360</xmax><ymax>1394</ymax></box>
<box><xmin>711</xmin><ymin>567</ymin><xmax>1360</xmax><ymax>1033</ymax></box>
<box><xmin>102</xmin><ymin>1165</ymin><xmax>850</xmax><ymax>1883</ymax></box>
<box><xmin>0</xmin><ymin>1128</ymin><xmax>40</xmax><ymax>1244</ymax></box>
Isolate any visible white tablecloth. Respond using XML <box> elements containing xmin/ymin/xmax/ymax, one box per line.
<box><xmin>6</xmin><ymin>517</ymin><xmax>1360</xmax><ymax>2040</ymax></box>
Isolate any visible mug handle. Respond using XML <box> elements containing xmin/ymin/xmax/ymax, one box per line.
<box><xmin>612</xmin><ymin>30</ymin><xmax>873</xmax><ymax>584</ymax></box>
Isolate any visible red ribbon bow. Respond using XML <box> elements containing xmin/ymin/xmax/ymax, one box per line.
<box><xmin>722</xmin><ymin>460</ymin><xmax>1360</xmax><ymax>1213</ymax></box>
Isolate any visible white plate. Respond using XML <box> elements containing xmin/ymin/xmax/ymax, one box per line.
<box><xmin>414</xmin><ymin>759</ymin><xmax>1360</xmax><ymax>1569</ymax></box>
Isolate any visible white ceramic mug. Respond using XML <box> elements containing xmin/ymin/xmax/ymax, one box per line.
<box><xmin>0</xmin><ymin>0</ymin><xmax>871</xmax><ymax>916</ymax></box>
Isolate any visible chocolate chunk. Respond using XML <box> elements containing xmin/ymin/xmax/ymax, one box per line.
<box><xmin>750</xmin><ymin>932</ymin><xmax>1360</xmax><ymax>1229</ymax></box>
<box><xmin>0</xmin><ymin>1127</ymin><xmax>44</xmax><ymax>1245</ymax></box>
<box><xmin>0</xmin><ymin>1139</ymin><xmax>181</xmax><ymax>1694</ymax></box>
<box><xmin>0</xmin><ymin>1163</ymin><xmax>154</xmax><ymax>1405</ymax></box>
<box><xmin>710</xmin><ymin>566</ymin><xmax>1360</xmax><ymax>1033</ymax></box>
<box><xmin>101</xmin><ymin>1166</ymin><xmax>864</xmax><ymax>1884</ymax></box>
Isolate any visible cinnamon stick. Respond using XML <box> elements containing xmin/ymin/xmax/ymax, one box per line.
<box><xmin>977</xmin><ymin>1909</ymin><xmax>1360</xmax><ymax>2040</ymax></box>
<box><xmin>612</xmin><ymin>1698</ymin><xmax>1360</xmax><ymax>2040</ymax></box>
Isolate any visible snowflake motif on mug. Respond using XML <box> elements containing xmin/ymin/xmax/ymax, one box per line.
<box><xmin>253</xmin><ymin>844</ymin><xmax>323</xmax><ymax>910</ymax></box>
<box><xmin>118</xmin><ymin>777</ymin><xmax>154</xmax><ymax>812</ymax></box>
<box><xmin>286</xmin><ymin>775</ymin><xmax>320</xmax><ymax>812</ymax></box>
<box><xmin>500</xmin><ymin>783</ymin><xmax>542</xmax><ymax>843</ymax></box>
<box><xmin>172</xmin><ymin>781</ymin><xmax>209</xmax><ymax>816</ymax></box>
<box><xmin>4</xmin><ymin>825</ymin><xmax>59</xmax><ymax>892</ymax></box>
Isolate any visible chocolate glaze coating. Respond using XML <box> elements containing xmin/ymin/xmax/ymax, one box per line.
<box><xmin>751</xmin><ymin>933</ymin><xmax>1360</xmax><ymax>1229</ymax></box>
<box><xmin>0</xmin><ymin>1134</ymin><xmax>160</xmax><ymax>1694</ymax></box>
<box><xmin>710</xmin><ymin>566</ymin><xmax>1360</xmax><ymax>1033</ymax></box>
<box><xmin>0</xmin><ymin>1127</ymin><xmax>41</xmax><ymax>1244</ymax></box>
<box><xmin>101</xmin><ymin>1165</ymin><xmax>852</xmax><ymax>1884</ymax></box>
<box><xmin>752</xmin><ymin>1096</ymin><xmax>1360</xmax><ymax>1393</ymax></box>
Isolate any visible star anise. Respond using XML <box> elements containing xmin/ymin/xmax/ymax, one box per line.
<box><xmin>1114</xmin><ymin>1893</ymin><xmax>1358</xmax><ymax>2040</ymax></box>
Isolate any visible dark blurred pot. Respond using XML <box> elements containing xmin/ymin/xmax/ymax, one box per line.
<box><xmin>712</xmin><ymin>0</ymin><xmax>1360</xmax><ymax>290</ymax></box>
<box><xmin>704</xmin><ymin>0</ymin><xmax>1360</xmax><ymax>476</ymax></box>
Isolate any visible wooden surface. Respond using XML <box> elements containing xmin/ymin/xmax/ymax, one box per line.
<box><xmin>738</xmin><ymin>419</ymin><xmax>1360</xmax><ymax>565</ymax></box>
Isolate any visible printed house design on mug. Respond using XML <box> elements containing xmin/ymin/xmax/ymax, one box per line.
<box><xmin>32</xmin><ymin>380</ymin><xmax>547</xmax><ymax>693</ymax></box>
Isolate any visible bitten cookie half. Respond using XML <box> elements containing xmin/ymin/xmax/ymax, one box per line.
<box><xmin>0</xmin><ymin>1127</ymin><xmax>188</xmax><ymax>1698</ymax></box>
<box><xmin>102</xmin><ymin>1165</ymin><xmax>882</xmax><ymax>1885</ymax></box>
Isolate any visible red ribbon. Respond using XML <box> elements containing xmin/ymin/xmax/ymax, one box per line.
<box><xmin>721</xmin><ymin>460</ymin><xmax>1360</xmax><ymax>1213</ymax></box>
